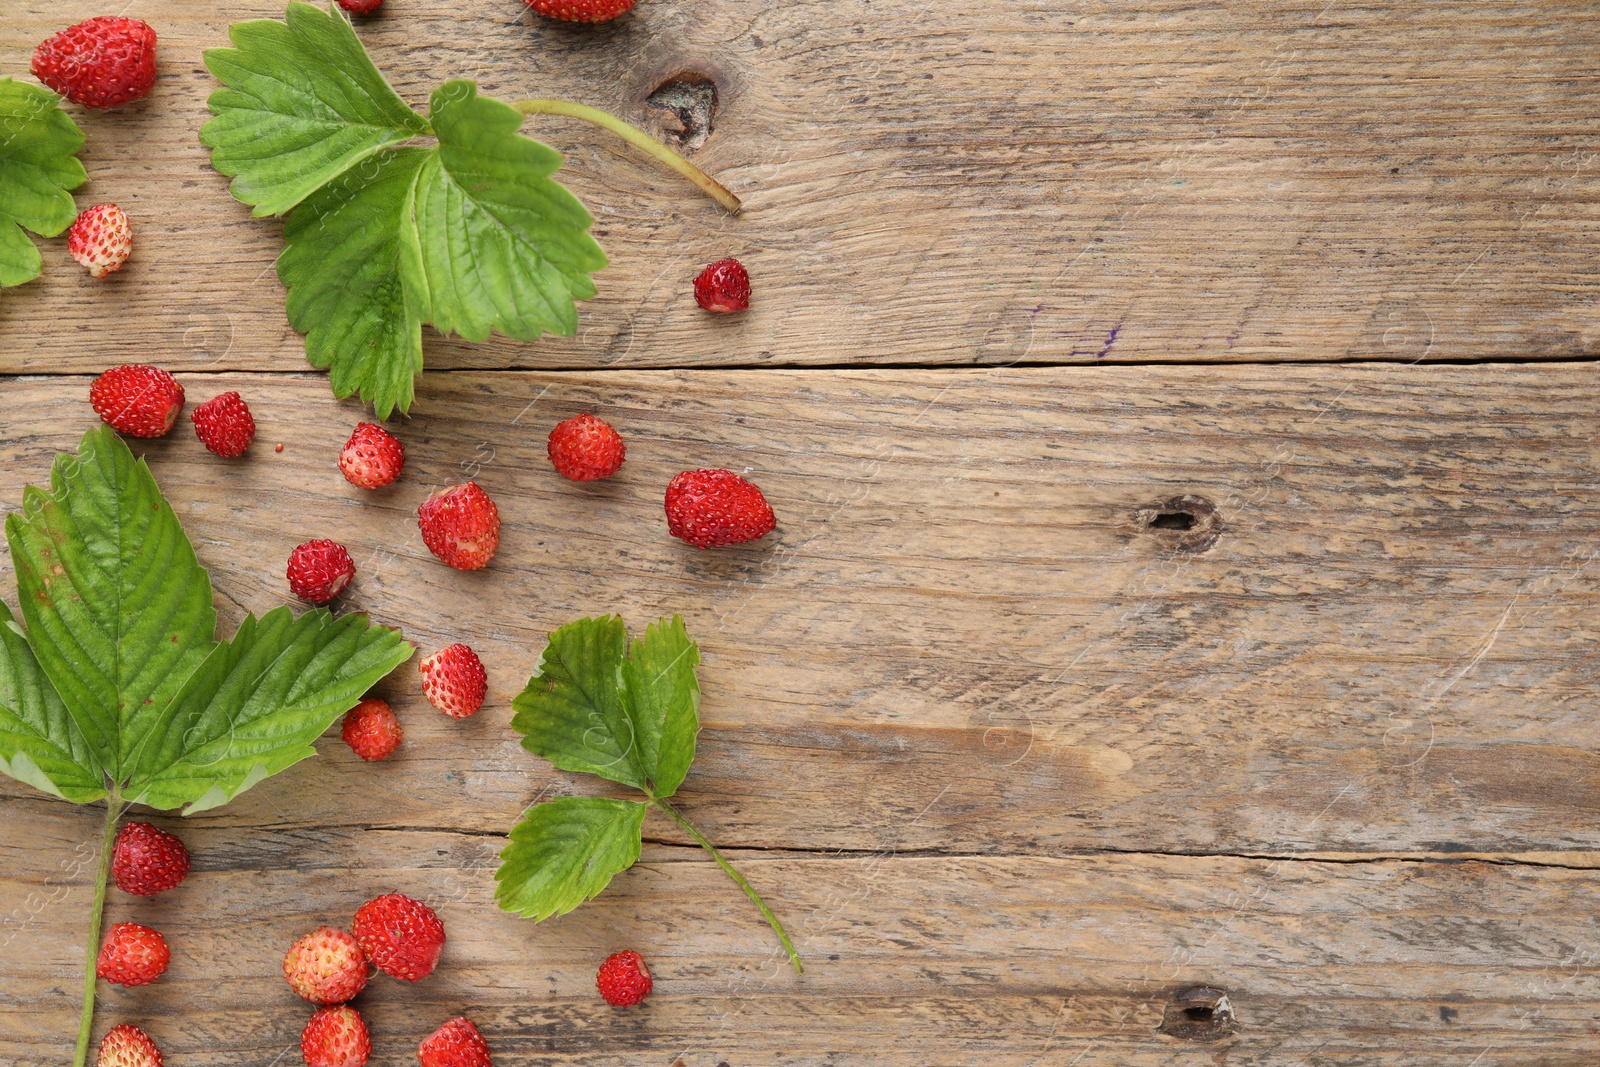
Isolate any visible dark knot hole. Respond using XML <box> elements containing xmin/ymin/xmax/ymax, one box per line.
<box><xmin>1149</xmin><ymin>511</ymin><xmax>1196</xmax><ymax>531</ymax></box>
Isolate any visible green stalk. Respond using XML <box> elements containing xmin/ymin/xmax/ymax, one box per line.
<box><xmin>651</xmin><ymin>798</ymin><xmax>802</xmax><ymax>973</ymax></box>
<box><xmin>511</xmin><ymin>99</ymin><xmax>742</xmax><ymax>214</ymax></box>
<box><xmin>73</xmin><ymin>792</ymin><xmax>123</xmax><ymax>1067</ymax></box>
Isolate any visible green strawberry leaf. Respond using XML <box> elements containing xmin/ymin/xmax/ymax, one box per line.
<box><xmin>201</xmin><ymin>5</ymin><xmax>606</xmax><ymax>417</ymax></box>
<box><xmin>510</xmin><ymin>615</ymin><xmax>643</xmax><ymax>790</ymax></box>
<box><xmin>618</xmin><ymin>615</ymin><xmax>700</xmax><ymax>799</ymax></box>
<box><xmin>0</xmin><ymin>78</ymin><xmax>87</xmax><ymax>288</ymax></box>
<box><xmin>0</xmin><ymin>426</ymin><xmax>413</xmax><ymax>810</ymax></box>
<box><xmin>199</xmin><ymin>1</ymin><xmax>427</xmax><ymax>217</ymax></box>
<box><xmin>494</xmin><ymin>796</ymin><xmax>646</xmax><ymax>920</ymax></box>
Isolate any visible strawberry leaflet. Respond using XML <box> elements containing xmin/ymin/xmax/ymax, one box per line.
<box><xmin>0</xmin><ymin>427</ymin><xmax>413</xmax><ymax>1066</ymax></box>
<box><xmin>0</xmin><ymin>79</ymin><xmax>87</xmax><ymax>289</ymax></box>
<box><xmin>497</xmin><ymin>616</ymin><xmax>802</xmax><ymax>971</ymax></box>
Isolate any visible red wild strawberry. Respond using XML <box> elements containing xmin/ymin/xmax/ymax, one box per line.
<box><xmin>337</xmin><ymin>0</ymin><xmax>384</xmax><ymax>13</ymax></box>
<box><xmin>96</xmin><ymin>1023</ymin><xmax>163</xmax><ymax>1067</ymax></box>
<box><xmin>97</xmin><ymin>923</ymin><xmax>169</xmax><ymax>987</ymax></box>
<box><xmin>596</xmin><ymin>950</ymin><xmax>652</xmax><ymax>1006</ymax></box>
<box><xmin>283</xmin><ymin>926</ymin><xmax>369</xmax><ymax>1005</ymax></box>
<box><xmin>301</xmin><ymin>1005</ymin><xmax>370</xmax><ymax>1067</ymax></box>
<box><xmin>418</xmin><ymin>483</ymin><xmax>500</xmax><ymax>571</ymax></box>
<box><xmin>547</xmin><ymin>413</ymin><xmax>625</xmax><ymax>482</ymax></box>
<box><xmin>418</xmin><ymin>1017</ymin><xmax>492</xmax><ymax>1067</ymax></box>
<box><xmin>32</xmin><ymin>17</ymin><xmax>157</xmax><ymax>109</ymax></box>
<box><xmin>419</xmin><ymin>644</ymin><xmax>487</xmax><ymax>719</ymax></box>
<box><xmin>67</xmin><ymin>204</ymin><xmax>133</xmax><ymax>279</ymax></box>
<box><xmin>112</xmin><ymin>821</ymin><xmax>190</xmax><ymax>897</ymax></box>
<box><xmin>338</xmin><ymin>423</ymin><xmax>405</xmax><ymax>489</ymax></box>
<box><xmin>352</xmin><ymin>893</ymin><xmax>446</xmax><ymax>982</ymax></box>
<box><xmin>664</xmin><ymin>469</ymin><xmax>776</xmax><ymax>548</ymax></box>
<box><xmin>90</xmin><ymin>365</ymin><xmax>184</xmax><ymax>438</ymax></box>
<box><xmin>287</xmin><ymin>540</ymin><xmax>356</xmax><ymax>604</ymax></box>
<box><xmin>693</xmin><ymin>257</ymin><xmax>751</xmax><ymax>313</ymax></box>
<box><xmin>524</xmin><ymin>0</ymin><xmax>635</xmax><ymax>22</ymax></box>
<box><xmin>191</xmin><ymin>392</ymin><xmax>255</xmax><ymax>458</ymax></box>
<box><xmin>342</xmin><ymin>698</ymin><xmax>402</xmax><ymax>761</ymax></box>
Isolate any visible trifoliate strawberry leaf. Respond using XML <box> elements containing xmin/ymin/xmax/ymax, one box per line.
<box><xmin>499</xmin><ymin>616</ymin><xmax>799</xmax><ymax>971</ymax></box>
<box><xmin>0</xmin><ymin>78</ymin><xmax>87</xmax><ymax>288</ymax></box>
<box><xmin>201</xmin><ymin>3</ymin><xmax>609</xmax><ymax>418</ymax></box>
<box><xmin>0</xmin><ymin>426</ymin><xmax>413</xmax><ymax>810</ymax></box>
<box><xmin>199</xmin><ymin>1</ymin><xmax>427</xmax><ymax>217</ymax></box>
<box><xmin>495</xmin><ymin>796</ymin><xmax>646</xmax><ymax>920</ymax></box>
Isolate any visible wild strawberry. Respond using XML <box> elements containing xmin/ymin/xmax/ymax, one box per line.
<box><xmin>596</xmin><ymin>950</ymin><xmax>652</xmax><ymax>1006</ymax></box>
<box><xmin>287</xmin><ymin>540</ymin><xmax>356</xmax><ymax>604</ymax></box>
<box><xmin>283</xmin><ymin>926</ymin><xmax>369</xmax><ymax>1005</ymax></box>
<box><xmin>97</xmin><ymin>923</ymin><xmax>169</xmax><ymax>987</ymax></box>
<box><xmin>664</xmin><ymin>469</ymin><xmax>776</xmax><ymax>548</ymax></box>
<box><xmin>338</xmin><ymin>423</ymin><xmax>405</xmax><ymax>489</ymax></box>
<box><xmin>341</xmin><ymin>698</ymin><xmax>402</xmax><ymax>761</ymax></box>
<box><xmin>523</xmin><ymin>0</ymin><xmax>635</xmax><ymax>22</ymax></box>
<box><xmin>547</xmin><ymin>414</ymin><xmax>625</xmax><ymax>482</ymax></box>
<box><xmin>191</xmin><ymin>392</ymin><xmax>255</xmax><ymax>458</ymax></box>
<box><xmin>337</xmin><ymin>0</ymin><xmax>383</xmax><ymax>13</ymax></box>
<box><xmin>96</xmin><ymin>1023</ymin><xmax>163</xmax><ymax>1067</ymax></box>
<box><xmin>417</xmin><ymin>1017</ymin><xmax>492</xmax><ymax>1067</ymax></box>
<box><xmin>90</xmin><ymin>365</ymin><xmax>184</xmax><ymax>438</ymax></box>
<box><xmin>301</xmin><ymin>1005</ymin><xmax>370</xmax><ymax>1067</ymax></box>
<box><xmin>353</xmin><ymin>893</ymin><xmax>445</xmax><ymax>982</ymax></box>
<box><xmin>418</xmin><ymin>483</ymin><xmax>500</xmax><ymax>571</ymax></box>
<box><xmin>693</xmin><ymin>257</ymin><xmax>750</xmax><ymax>313</ymax></box>
<box><xmin>32</xmin><ymin>17</ymin><xmax>157</xmax><ymax>109</ymax></box>
<box><xmin>67</xmin><ymin>204</ymin><xmax>133</xmax><ymax>279</ymax></box>
<box><xmin>418</xmin><ymin>644</ymin><xmax>487</xmax><ymax>720</ymax></box>
<box><xmin>111</xmin><ymin>821</ymin><xmax>189</xmax><ymax>897</ymax></box>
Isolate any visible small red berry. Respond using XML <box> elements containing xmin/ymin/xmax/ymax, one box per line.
<box><xmin>419</xmin><ymin>644</ymin><xmax>487</xmax><ymax>719</ymax></box>
<box><xmin>112</xmin><ymin>821</ymin><xmax>190</xmax><ymax>897</ymax></box>
<box><xmin>664</xmin><ymin>469</ymin><xmax>777</xmax><ymax>548</ymax></box>
<box><xmin>67</xmin><ymin>204</ymin><xmax>133</xmax><ymax>279</ymax></box>
<box><xmin>547</xmin><ymin>414</ymin><xmax>625</xmax><ymax>482</ymax></box>
<box><xmin>283</xmin><ymin>926</ymin><xmax>369</xmax><ymax>1005</ymax></box>
<box><xmin>301</xmin><ymin>1005</ymin><xmax>370</xmax><ymax>1067</ymax></box>
<box><xmin>287</xmin><ymin>539</ymin><xmax>356</xmax><ymax>604</ymax></box>
<box><xmin>341</xmin><ymin>698</ymin><xmax>403</xmax><ymax>761</ymax></box>
<box><xmin>90</xmin><ymin>365</ymin><xmax>184</xmax><ymax>438</ymax></box>
<box><xmin>523</xmin><ymin>0</ymin><xmax>635</xmax><ymax>22</ymax></box>
<box><xmin>418</xmin><ymin>483</ymin><xmax>500</xmax><ymax>571</ymax></box>
<box><xmin>339</xmin><ymin>423</ymin><xmax>405</xmax><ymax>489</ymax></box>
<box><xmin>418</xmin><ymin>1017</ymin><xmax>492</xmax><ymax>1067</ymax></box>
<box><xmin>32</xmin><ymin>17</ymin><xmax>158</xmax><ymax>109</ymax></box>
<box><xmin>337</xmin><ymin>0</ymin><xmax>384</xmax><ymax>13</ymax></box>
<box><xmin>693</xmin><ymin>257</ymin><xmax>751</xmax><ymax>313</ymax></box>
<box><xmin>97</xmin><ymin>923</ymin><xmax>170</xmax><ymax>987</ymax></box>
<box><xmin>191</xmin><ymin>392</ymin><xmax>255</xmax><ymax>458</ymax></box>
<box><xmin>96</xmin><ymin>1023</ymin><xmax>163</xmax><ymax>1067</ymax></box>
<box><xmin>352</xmin><ymin>893</ymin><xmax>446</xmax><ymax>982</ymax></box>
<box><xmin>596</xmin><ymin>950</ymin><xmax>652</xmax><ymax>1006</ymax></box>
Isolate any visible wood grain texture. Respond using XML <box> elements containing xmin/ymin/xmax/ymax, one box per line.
<box><xmin>0</xmin><ymin>364</ymin><xmax>1597</xmax><ymax>1062</ymax></box>
<box><xmin>3</xmin><ymin>0</ymin><xmax>1599</xmax><ymax>379</ymax></box>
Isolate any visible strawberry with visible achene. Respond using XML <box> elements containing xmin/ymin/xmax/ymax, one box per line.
<box><xmin>284</xmin><ymin>926</ymin><xmax>369</xmax><ymax>1005</ymax></box>
<box><xmin>664</xmin><ymin>469</ymin><xmax>776</xmax><ymax>548</ymax></box>
<box><xmin>90</xmin><ymin>365</ymin><xmax>184</xmax><ymax>438</ymax></box>
<box><xmin>32</xmin><ymin>17</ymin><xmax>158</xmax><ymax>109</ymax></box>
<box><xmin>547</xmin><ymin>413</ymin><xmax>625</xmax><ymax>482</ymax></box>
<box><xmin>596</xmin><ymin>950</ymin><xmax>652</xmax><ymax>1006</ymax></box>
<box><xmin>97</xmin><ymin>923</ymin><xmax>170</xmax><ymax>987</ymax></box>
<box><xmin>342</xmin><ymin>698</ymin><xmax>403</xmax><ymax>761</ymax></box>
<box><xmin>339</xmin><ymin>423</ymin><xmax>405</xmax><ymax>489</ymax></box>
<box><xmin>418</xmin><ymin>483</ymin><xmax>500</xmax><ymax>571</ymax></box>
<box><xmin>111</xmin><ymin>822</ymin><xmax>189</xmax><ymax>897</ymax></box>
<box><xmin>68</xmin><ymin>205</ymin><xmax>134</xmax><ymax>279</ymax></box>
<box><xmin>337</xmin><ymin>0</ymin><xmax>384</xmax><ymax>13</ymax></box>
<box><xmin>301</xmin><ymin>1005</ymin><xmax>370</xmax><ymax>1067</ymax></box>
<box><xmin>418</xmin><ymin>1017</ymin><xmax>492</xmax><ymax>1067</ymax></box>
<box><xmin>524</xmin><ymin>0</ymin><xmax>635</xmax><ymax>22</ymax></box>
<box><xmin>693</xmin><ymin>257</ymin><xmax>751</xmax><ymax>313</ymax></box>
<box><xmin>96</xmin><ymin>1023</ymin><xmax>163</xmax><ymax>1067</ymax></box>
<box><xmin>419</xmin><ymin>644</ymin><xmax>487</xmax><ymax>719</ymax></box>
<box><xmin>287</xmin><ymin>539</ymin><xmax>356</xmax><ymax>604</ymax></box>
<box><xmin>191</xmin><ymin>392</ymin><xmax>255</xmax><ymax>458</ymax></box>
<box><xmin>353</xmin><ymin>893</ymin><xmax>446</xmax><ymax>982</ymax></box>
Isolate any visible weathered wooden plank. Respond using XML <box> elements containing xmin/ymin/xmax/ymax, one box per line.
<box><xmin>3</xmin><ymin>1</ymin><xmax>1598</xmax><ymax>376</ymax></box>
<box><xmin>0</xmin><ymin>364</ymin><xmax>1594</xmax><ymax>864</ymax></box>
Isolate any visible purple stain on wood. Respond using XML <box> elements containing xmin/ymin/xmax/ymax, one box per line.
<box><xmin>1096</xmin><ymin>324</ymin><xmax>1121</xmax><ymax>359</ymax></box>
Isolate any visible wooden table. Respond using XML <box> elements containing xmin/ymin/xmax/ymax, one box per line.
<box><xmin>3</xmin><ymin>2</ymin><xmax>1599</xmax><ymax>1063</ymax></box>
